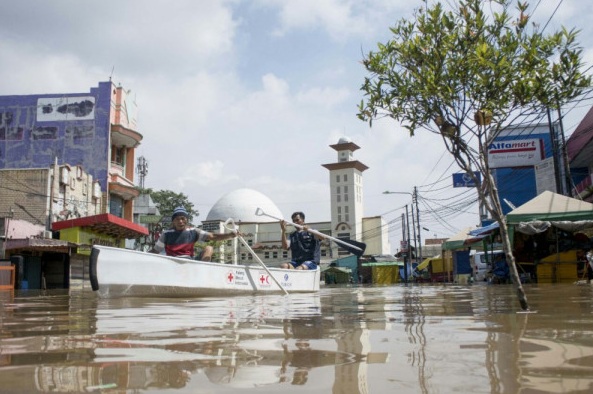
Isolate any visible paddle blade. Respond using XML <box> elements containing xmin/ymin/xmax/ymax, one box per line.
<box><xmin>336</xmin><ymin>239</ymin><xmax>366</xmax><ymax>257</ymax></box>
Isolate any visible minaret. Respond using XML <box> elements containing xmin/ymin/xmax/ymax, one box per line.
<box><xmin>322</xmin><ymin>137</ymin><xmax>368</xmax><ymax>257</ymax></box>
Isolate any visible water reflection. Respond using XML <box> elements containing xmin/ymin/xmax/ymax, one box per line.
<box><xmin>1</xmin><ymin>285</ymin><xmax>593</xmax><ymax>393</ymax></box>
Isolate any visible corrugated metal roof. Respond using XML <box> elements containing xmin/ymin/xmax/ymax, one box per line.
<box><xmin>5</xmin><ymin>237</ymin><xmax>77</xmax><ymax>252</ymax></box>
<box><xmin>566</xmin><ymin>105</ymin><xmax>593</xmax><ymax>167</ymax></box>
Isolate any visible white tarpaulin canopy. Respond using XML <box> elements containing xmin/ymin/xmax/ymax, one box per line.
<box><xmin>507</xmin><ymin>191</ymin><xmax>593</xmax><ymax>234</ymax></box>
<box><xmin>441</xmin><ymin>227</ymin><xmax>476</xmax><ymax>250</ymax></box>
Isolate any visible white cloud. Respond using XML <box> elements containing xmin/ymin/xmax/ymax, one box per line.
<box><xmin>258</xmin><ymin>0</ymin><xmax>418</xmax><ymax>41</ymax></box>
<box><xmin>296</xmin><ymin>86</ymin><xmax>351</xmax><ymax>108</ymax></box>
<box><xmin>176</xmin><ymin>160</ymin><xmax>239</xmax><ymax>188</ymax></box>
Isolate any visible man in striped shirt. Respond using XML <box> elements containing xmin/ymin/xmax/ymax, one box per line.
<box><xmin>152</xmin><ymin>206</ymin><xmax>237</xmax><ymax>261</ymax></box>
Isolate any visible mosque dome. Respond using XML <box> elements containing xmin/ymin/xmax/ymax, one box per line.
<box><xmin>205</xmin><ymin>188</ymin><xmax>284</xmax><ymax>222</ymax></box>
<box><xmin>337</xmin><ymin>136</ymin><xmax>352</xmax><ymax>144</ymax></box>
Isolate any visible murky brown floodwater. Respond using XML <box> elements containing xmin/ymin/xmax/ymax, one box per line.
<box><xmin>1</xmin><ymin>283</ymin><xmax>593</xmax><ymax>394</ymax></box>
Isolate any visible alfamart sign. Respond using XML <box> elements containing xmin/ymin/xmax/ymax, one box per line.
<box><xmin>487</xmin><ymin>138</ymin><xmax>544</xmax><ymax>168</ymax></box>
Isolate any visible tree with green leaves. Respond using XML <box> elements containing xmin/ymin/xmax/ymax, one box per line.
<box><xmin>358</xmin><ymin>0</ymin><xmax>591</xmax><ymax>310</ymax></box>
<box><xmin>142</xmin><ymin>188</ymin><xmax>199</xmax><ymax>225</ymax></box>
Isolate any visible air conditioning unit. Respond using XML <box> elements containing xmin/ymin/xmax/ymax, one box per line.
<box><xmin>60</xmin><ymin>167</ymin><xmax>70</xmax><ymax>185</ymax></box>
<box><xmin>76</xmin><ymin>165</ymin><xmax>83</xmax><ymax>180</ymax></box>
<box><xmin>93</xmin><ymin>182</ymin><xmax>101</xmax><ymax>199</ymax></box>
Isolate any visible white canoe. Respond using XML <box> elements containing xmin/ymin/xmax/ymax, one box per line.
<box><xmin>89</xmin><ymin>245</ymin><xmax>320</xmax><ymax>297</ymax></box>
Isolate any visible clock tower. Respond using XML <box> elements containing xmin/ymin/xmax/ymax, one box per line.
<box><xmin>322</xmin><ymin>137</ymin><xmax>368</xmax><ymax>257</ymax></box>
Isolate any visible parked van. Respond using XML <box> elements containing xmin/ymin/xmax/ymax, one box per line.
<box><xmin>471</xmin><ymin>250</ymin><xmax>504</xmax><ymax>282</ymax></box>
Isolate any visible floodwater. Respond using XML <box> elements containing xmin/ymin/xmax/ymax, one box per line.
<box><xmin>1</xmin><ymin>284</ymin><xmax>593</xmax><ymax>394</ymax></box>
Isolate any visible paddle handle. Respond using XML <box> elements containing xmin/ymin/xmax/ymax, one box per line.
<box><xmin>254</xmin><ymin>208</ymin><xmax>363</xmax><ymax>252</ymax></box>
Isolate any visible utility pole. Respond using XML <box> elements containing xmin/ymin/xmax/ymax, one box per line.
<box><xmin>414</xmin><ymin>186</ymin><xmax>422</xmax><ymax>263</ymax></box>
<box><xmin>557</xmin><ymin>106</ymin><xmax>572</xmax><ymax>196</ymax></box>
<box><xmin>410</xmin><ymin>200</ymin><xmax>418</xmax><ymax>263</ymax></box>
<box><xmin>405</xmin><ymin>205</ymin><xmax>411</xmax><ymax>283</ymax></box>
<box><xmin>383</xmin><ymin>189</ymin><xmax>421</xmax><ymax>278</ymax></box>
<box><xmin>401</xmin><ymin>211</ymin><xmax>408</xmax><ymax>283</ymax></box>
<box><xmin>547</xmin><ymin>108</ymin><xmax>563</xmax><ymax>195</ymax></box>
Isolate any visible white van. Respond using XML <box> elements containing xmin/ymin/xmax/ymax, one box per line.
<box><xmin>471</xmin><ymin>250</ymin><xmax>504</xmax><ymax>282</ymax></box>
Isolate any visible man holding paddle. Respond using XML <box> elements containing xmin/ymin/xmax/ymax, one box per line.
<box><xmin>280</xmin><ymin>212</ymin><xmax>321</xmax><ymax>270</ymax></box>
<box><xmin>151</xmin><ymin>206</ymin><xmax>237</xmax><ymax>261</ymax></box>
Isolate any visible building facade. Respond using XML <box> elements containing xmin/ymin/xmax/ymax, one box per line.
<box><xmin>0</xmin><ymin>81</ymin><xmax>142</xmax><ymax>221</ymax></box>
<box><xmin>487</xmin><ymin>123</ymin><xmax>562</xmax><ymax>216</ymax></box>
<box><xmin>0</xmin><ymin>82</ymin><xmax>148</xmax><ymax>289</ymax></box>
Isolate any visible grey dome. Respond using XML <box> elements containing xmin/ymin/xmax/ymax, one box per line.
<box><xmin>337</xmin><ymin>136</ymin><xmax>352</xmax><ymax>144</ymax></box>
<box><xmin>205</xmin><ymin>188</ymin><xmax>284</xmax><ymax>222</ymax></box>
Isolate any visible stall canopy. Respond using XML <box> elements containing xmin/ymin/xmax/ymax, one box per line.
<box><xmin>506</xmin><ymin>191</ymin><xmax>593</xmax><ymax>234</ymax></box>
<box><xmin>468</xmin><ymin>222</ymin><xmax>499</xmax><ymax>236</ymax></box>
<box><xmin>441</xmin><ymin>227</ymin><xmax>476</xmax><ymax>250</ymax></box>
<box><xmin>466</xmin><ymin>222</ymin><xmax>500</xmax><ymax>243</ymax></box>
<box><xmin>416</xmin><ymin>254</ymin><xmax>441</xmax><ymax>271</ymax></box>
<box><xmin>51</xmin><ymin>213</ymin><xmax>149</xmax><ymax>239</ymax></box>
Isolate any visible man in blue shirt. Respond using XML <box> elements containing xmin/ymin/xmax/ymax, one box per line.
<box><xmin>280</xmin><ymin>211</ymin><xmax>320</xmax><ymax>270</ymax></box>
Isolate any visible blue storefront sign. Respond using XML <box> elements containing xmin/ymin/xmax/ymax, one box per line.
<box><xmin>452</xmin><ymin>172</ymin><xmax>481</xmax><ymax>187</ymax></box>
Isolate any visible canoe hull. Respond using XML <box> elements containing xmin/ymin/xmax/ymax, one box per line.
<box><xmin>89</xmin><ymin>245</ymin><xmax>320</xmax><ymax>298</ymax></box>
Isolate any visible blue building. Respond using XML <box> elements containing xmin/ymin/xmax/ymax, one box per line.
<box><xmin>487</xmin><ymin>123</ymin><xmax>561</xmax><ymax>216</ymax></box>
<box><xmin>0</xmin><ymin>81</ymin><xmax>143</xmax><ymax>221</ymax></box>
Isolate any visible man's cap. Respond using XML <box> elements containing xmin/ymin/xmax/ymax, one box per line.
<box><xmin>172</xmin><ymin>206</ymin><xmax>189</xmax><ymax>220</ymax></box>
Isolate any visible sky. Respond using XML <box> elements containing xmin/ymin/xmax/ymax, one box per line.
<box><xmin>1</xmin><ymin>0</ymin><xmax>592</xmax><ymax>253</ymax></box>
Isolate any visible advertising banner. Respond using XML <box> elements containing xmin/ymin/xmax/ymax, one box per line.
<box><xmin>487</xmin><ymin>138</ymin><xmax>544</xmax><ymax>168</ymax></box>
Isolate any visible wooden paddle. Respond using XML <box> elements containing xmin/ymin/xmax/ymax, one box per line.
<box><xmin>254</xmin><ymin>207</ymin><xmax>367</xmax><ymax>257</ymax></box>
<box><xmin>224</xmin><ymin>218</ymin><xmax>289</xmax><ymax>295</ymax></box>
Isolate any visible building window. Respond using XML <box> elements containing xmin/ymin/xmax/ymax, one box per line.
<box><xmin>336</xmin><ymin>175</ymin><xmax>340</xmax><ymax>183</ymax></box>
<box><xmin>264</xmin><ymin>252</ymin><xmax>270</xmax><ymax>259</ymax></box>
<box><xmin>344</xmin><ymin>186</ymin><xmax>349</xmax><ymax>202</ymax></box>
<box><xmin>32</xmin><ymin>126</ymin><xmax>58</xmax><ymax>140</ymax></box>
<box><xmin>273</xmin><ymin>251</ymin><xmax>278</xmax><ymax>259</ymax></box>
<box><xmin>344</xmin><ymin>174</ymin><xmax>348</xmax><ymax>182</ymax></box>
<box><xmin>111</xmin><ymin>146</ymin><xmax>126</xmax><ymax>167</ymax></box>
<box><xmin>109</xmin><ymin>195</ymin><xmax>124</xmax><ymax>218</ymax></box>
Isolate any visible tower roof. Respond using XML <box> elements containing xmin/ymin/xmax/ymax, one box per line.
<box><xmin>329</xmin><ymin>141</ymin><xmax>361</xmax><ymax>152</ymax></box>
<box><xmin>322</xmin><ymin>161</ymin><xmax>369</xmax><ymax>172</ymax></box>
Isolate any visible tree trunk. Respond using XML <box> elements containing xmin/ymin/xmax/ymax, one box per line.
<box><xmin>487</xmin><ymin>172</ymin><xmax>530</xmax><ymax>311</ymax></box>
<box><xmin>497</xmin><ymin>215</ymin><xmax>529</xmax><ymax>310</ymax></box>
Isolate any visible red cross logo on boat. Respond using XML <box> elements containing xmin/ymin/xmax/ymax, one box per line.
<box><xmin>227</xmin><ymin>271</ymin><xmax>235</xmax><ymax>283</ymax></box>
<box><xmin>259</xmin><ymin>274</ymin><xmax>270</xmax><ymax>285</ymax></box>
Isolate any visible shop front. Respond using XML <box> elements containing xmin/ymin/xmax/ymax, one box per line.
<box><xmin>3</xmin><ymin>213</ymin><xmax>148</xmax><ymax>290</ymax></box>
